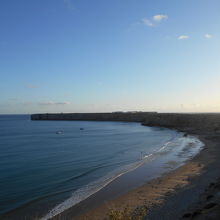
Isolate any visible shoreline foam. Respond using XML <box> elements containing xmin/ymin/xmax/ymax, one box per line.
<box><xmin>68</xmin><ymin>133</ymin><xmax>220</xmax><ymax>220</ymax></box>
<box><xmin>46</xmin><ymin>132</ymin><xmax>204</xmax><ymax>220</ymax></box>
<box><xmin>30</xmin><ymin>112</ymin><xmax>220</xmax><ymax>219</ymax></box>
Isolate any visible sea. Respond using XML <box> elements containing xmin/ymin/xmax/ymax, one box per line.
<box><xmin>0</xmin><ymin>115</ymin><xmax>204</xmax><ymax>220</ymax></box>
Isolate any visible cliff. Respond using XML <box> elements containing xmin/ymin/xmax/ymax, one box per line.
<box><xmin>31</xmin><ymin>112</ymin><xmax>220</xmax><ymax>133</ymax></box>
<box><xmin>142</xmin><ymin>113</ymin><xmax>220</xmax><ymax>133</ymax></box>
<box><xmin>31</xmin><ymin>112</ymin><xmax>157</xmax><ymax>122</ymax></box>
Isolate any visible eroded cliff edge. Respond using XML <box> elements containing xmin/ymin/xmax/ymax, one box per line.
<box><xmin>31</xmin><ymin>112</ymin><xmax>220</xmax><ymax>133</ymax></box>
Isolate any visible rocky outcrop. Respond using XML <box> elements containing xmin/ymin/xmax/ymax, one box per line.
<box><xmin>31</xmin><ymin>112</ymin><xmax>220</xmax><ymax>133</ymax></box>
<box><xmin>31</xmin><ymin>112</ymin><xmax>157</xmax><ymax>122</ymax></box>
<box><xmin>142</xmin><ymin>113</ymin><xmax>220</xmax><ymax>133</ymax></box>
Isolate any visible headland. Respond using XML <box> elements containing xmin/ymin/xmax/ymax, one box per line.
<box><xmin>31</xmin><ymin>112</ymin><xmax>220</xmax><ymax>219</ymax></box>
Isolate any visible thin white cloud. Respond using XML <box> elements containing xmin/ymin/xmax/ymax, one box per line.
<box><xmin>141</xmin><ymin>14</ymin><xmax>168</xmax><ymax>27</ymax></box>
<box><xmin>204</xmin><ymin>34</ymin><xmax>213</xmax><ymax>39</ymax></box>
<box><xmin>39</xmin><ymin>101</ymin><xmax>71</xmax><ymax>106</ymax></box>
<box><xmin>178</xmin><ymin>35</ymin><xmax>189</xmax><ymax>40</ymax></box>
<box><xmin>153</xmin><ymin>14</ymin><xmax>168</xmax><ymax>22</ymax></box>
<box><xmin>142</xmin><ymin>18</ymin><xmax>154</xmax><ymax>27</ymax></box>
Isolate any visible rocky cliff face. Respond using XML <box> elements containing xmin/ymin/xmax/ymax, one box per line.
<box><xmin>31</xmin><ymin>112</ymin><xmax>157</xmax><ymax>122</ymax></box>
<box><xmin>31</xmin><ymin>112</ymin><xmax>220</xmax><ymax>133</ymax></box>
<box><xmin>142</xmin><ymin>113</ymin><xmax>220</xmax><ymax>133</ymax></box>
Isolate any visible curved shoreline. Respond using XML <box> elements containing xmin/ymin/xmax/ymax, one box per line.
<box><xmin>31</xmin><ymin>113</ymin><xmax>220</xmax><ymax>219</ymax></box>
<box><xmin>48</xmin><ymin>129</ymin><xmax>205</xmax><ymax>220</ymax></box>
<box><xmin>75</xmin><ymin>132</ymin><xmax>220</xmax><ymax>220</ymax></box>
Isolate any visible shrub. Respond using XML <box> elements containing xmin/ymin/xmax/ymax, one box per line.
<box><xmin>107</xmin><ymin>206</ymin><xmax>147</xmax><ymax>220</ymax></box>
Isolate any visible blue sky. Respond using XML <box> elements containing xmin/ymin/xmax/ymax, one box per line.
<box><xmin>1</xmin><ymin>0</ymin><xmax>220</xmax><ymax>114</ymax></box>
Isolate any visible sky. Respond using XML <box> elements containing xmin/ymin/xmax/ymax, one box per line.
<box><xmin>0</xmin><ymin>0</ymin><xmax>220</xmax><ymax>114</ymax></box>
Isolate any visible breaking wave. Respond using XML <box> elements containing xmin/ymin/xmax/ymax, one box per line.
<box><xmin>40</xmin><ymin>134</ymin><xmax>204</xmax><ymax>220</ymax></box>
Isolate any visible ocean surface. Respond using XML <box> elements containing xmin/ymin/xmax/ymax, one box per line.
<box><xmin>0</xmin><ymin>115</ymin><xmax>204</xmax><ymax>220</ymax></box>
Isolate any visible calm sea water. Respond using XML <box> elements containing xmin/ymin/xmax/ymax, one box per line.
<box><xmin>0</xmin><ymin>115</ymin><xmax>203</xmax><ymax>220</ymax></box>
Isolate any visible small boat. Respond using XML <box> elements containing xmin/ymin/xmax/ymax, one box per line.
<box><xmin>56</xmin><ymin>131</ymin><xmax>63</xmax><ymax>134</ymax></box>
<box><xmin>80</xmin><ymin>128</ymin><xmax>84</xmax><ymax>131</ymax></box>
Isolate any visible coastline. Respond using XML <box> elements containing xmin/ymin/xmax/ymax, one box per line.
<box><xmin>51</xmin><ymin>131</ymin><xmax>220</xmax><ymax>220</ymax></box>
<box><xmin>48</xmin><ymin>132</ymin><xmax>208</xmax><ymax>220</ymax></box>
<box><xmin>31</xmin><ymin>113</ymin><xmax>220</xmax><ymax>220</ymax></box>
<box><xmin>148</xmin><ymin>134</ymin><xmax>220</xmax><ymax>219</ymax></box>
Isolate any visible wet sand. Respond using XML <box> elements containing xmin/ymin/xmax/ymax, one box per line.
<box><xmin>30</xmin><ymin>113</ymin><xmax>220</xmax><ymax>220</ymax></box>
<box><xmin>148</xmin><ymin>134</ymin><xmax>220</xmax><ymax>220</ymax></box>
<box><xmin>48</xmin><ymin>130</ymin><xmax>220</xmax><ymax>220</ymax></box>
<box><xmin>73</xmin><ymin>161</ymin><xmax>204</xmax><ymax>220</ymax></box>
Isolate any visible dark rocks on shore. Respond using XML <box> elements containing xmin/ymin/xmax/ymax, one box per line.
<box><xmin>204</xmin><ymin>202</ymin><xmax>217</xmax><ymax>209</ymax></box>
<box><xmin>206</xmin><ymin>195</ymin><xmax>214</xmax><ymax>200</ymax></box>
<box><xmin>182</xmin><ymin>178</ymin><xmax>220</xmax><ymax>219</ymax></box>
<box><xmin>182</xmin><ymin>213</ymin><xmax>192</xmax><ymax>218</ymax></box>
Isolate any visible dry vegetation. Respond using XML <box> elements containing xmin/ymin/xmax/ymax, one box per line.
<box><xmin>106</xmin><ymin>206</ymin><xmax>147</xmax><ymax>220</ymax></box>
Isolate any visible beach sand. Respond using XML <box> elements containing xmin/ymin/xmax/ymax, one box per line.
<box><xmin>50</xmin><ymin>131</ymin><xmax>220</xmax><ymax>220</ymax></box>
<box><xmin>29</xmin><ymin>113</ymin><xmax>220</xmax><ymax>220</ymax></box>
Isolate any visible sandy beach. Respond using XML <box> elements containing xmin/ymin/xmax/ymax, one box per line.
<box><xmin>2</xmin><ymin>0</ymin><xmax>220</xmax><ymax>218</ymax></box>
<box><xmin>30</xmin><ymin>113</ymin><xmax>220</xmax><ymax>220</ymax></box>
<box><xmin>49</xmin><ymin>131</ymin><xmax>220</xmax><ymax>220</ymax></box>
<box><xmin>47</xmin><ymin>132</ymin><xmax>220</xmax><ymax>220</ymax></box>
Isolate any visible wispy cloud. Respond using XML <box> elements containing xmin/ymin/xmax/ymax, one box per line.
<box><xmin>142</xmin><ymin>18</ymin><xmax>154</xmax><ymax>27</ymax></box>
<box><xmin>204</xmin><ymin>34</ymin><xmax>213</xmax><ymax>39</ymax></box>
<box><xmin>141</xmin><ymin>14</ymin><xmax>168</xmax><ymax>27</ymax></box>
<box><xmin>39</xmin><ymin>101</ymin><xmax>71</xmax><ymax>106</ymax></box>
<box><xmin>25</xmin><ymin>84</ymin><xmax>40</xmax><ymax>89</ymax></box>
<box><xmin>153</xmin><ymin>14</ymin><xmax>168</xmax><ymax>22</ymax></box>
<box><xmin>178</xmin><ymin>35</ymin><xmax>189</xmax><ymax>40</ymax></box>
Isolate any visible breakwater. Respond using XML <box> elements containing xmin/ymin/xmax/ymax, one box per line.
<box><xmin>31</xmin><ymin>112</ymin><xmax>220</xmax><ymax>133</ymax></box>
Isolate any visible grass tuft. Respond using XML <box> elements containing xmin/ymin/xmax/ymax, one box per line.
<box><xmin>107</xmin><ymin>206</ymin><xmax>147</xmax><ymax>220</ymax></box>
